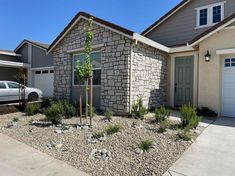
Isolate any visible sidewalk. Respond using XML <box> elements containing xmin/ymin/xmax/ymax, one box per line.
<box><xmin>0</xmin><ymin>133</ymin><xmax>89</xmax><ymax>176</ymax></box>
<box><xmin>164</xmin><ymin>117</ymin><xmax>235</xmax><ymax>176</ymax></box>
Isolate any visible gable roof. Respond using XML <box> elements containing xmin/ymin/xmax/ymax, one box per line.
<box><xmin>15</xmin><ymin>39</ymin><xmax>49</xmax><ymax>52</ymax></box>
<box><xmin>141</xmin><ymin>0</ymin><xmax>191</xmax><ymax>36</ymax></box>
<box><xmin>189</xmin><ymin>13</ymin><xmax>235</xmax><ymax>46</ymax></box>
<box><xmin>47</xmin><ymin>12</ymin><xmax>170</xmax><ymax>53</ymax></box>
<box><xmin>47</xmin><ymin>12</ymin><xmax>135</xmax><ymax>53</ymax></box>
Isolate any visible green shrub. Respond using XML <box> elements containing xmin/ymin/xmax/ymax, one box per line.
<box><xmin>105</xmin><ymin>124</ymin><xmax>121</xmax><ymax>135</ymax></box>
<box><xmin>25</xmin><ymin>103</ymin><xmax>41</xmax><ymax>116</ymax></box>
<box><xmin>45</xmin><ymin>102</ymin><xmax>64</xmax><ymax>125</ymax></box>
<box><xmin>105</xmin><ymin>109</ymin><xmax>113</xmax><ymax>121</ymax></box>
<box><xmin>63</xmin><ymin>101</ymin><xmax>76</xmax><ymax>119</ymax></box>
<box><xmin>131</xmin><ymin>98</ymin><xmax>148</xmax><ymax>120</ymax></box>
<box><xmin>88</xmin><ymin>105</ymin><xmax>96</xmax><ymax>116</ymax></box>
<box><xmin>92</xmin><ymin>132</ymin><xmax>104</xmax><ymax>139</ymax></box>
<box><xmin>138</xmin><ymin>139</ymin><xmax>153</xmax><ymax>152</ymax></box>
<box><xmin>159</xmin><ymin>119</ymin><xmax>170</xmax><ymax>133</ymax></box>
<box><xmin>197</xmin><ymin>107</ymin><xmax>218</xmax><ymax>117</ymax></box>
<box><xmin>177</xmin><ymin>130</ymin><xmax>192</xmax><ymax>141</ymax></box>
<box><xmin>41</xmin><ymin>98</ymin><xmax>54</xmax><ymax>108</ymax></box>
<box><xmin>180</xmin><ymin>104</ymin><xmax>200</xmax><ymax>130</ymax></box>
<box><xmin>155</xmin><ymin>107</ymin><xmax>170</xmax><ymax>123</ymax></box>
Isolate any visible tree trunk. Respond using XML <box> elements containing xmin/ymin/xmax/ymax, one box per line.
<box><xmin>90</xmin><ymin>77</ymin><xmax>93</xmax><ymax>127</ymax></box>
<box><xmin>85</xmin><ymin>78</ymin><xmax>89</xmax><ymax>123</ymax></box>
<box><xmin>79</xmin><ymin>85</ymin><xmax>82</xmax><ymax>124</ymax></box>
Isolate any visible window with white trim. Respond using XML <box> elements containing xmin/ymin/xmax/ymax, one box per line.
<box><xmin>224</xmin><ymin>58</ymin><xmax>235</xmax><ymax>67</ymax></box>
<box><xmin>196</xmin><ymin>1</ymin><xmax>225</xmax><ymax>28</ymax></box>
<box><xmin>73</xmin><ymin>51</ymin><xmax>101</xmax><ymax>86</ymax></box>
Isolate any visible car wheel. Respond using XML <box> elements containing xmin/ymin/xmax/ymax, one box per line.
<box><xmin>28</xmin><ymin>93</ymin><xmax>39</xmax><ymax>102</ymax></box>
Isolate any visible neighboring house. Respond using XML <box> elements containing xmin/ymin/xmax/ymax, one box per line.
<box><xmin>0</xmin><ymin>40</ymin><xmax>54</xmax><ymax>97</ymax></box>
<box><xmin>47</xmin><ymin>0</ymin><xmax>235</xmax><ymax>117</ymax></box>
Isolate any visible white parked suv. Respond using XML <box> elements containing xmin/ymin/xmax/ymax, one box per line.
<box><xmin>0</xmin><ymin>81</ymin><xmax>43</xmax><ymax>102</ymax></box>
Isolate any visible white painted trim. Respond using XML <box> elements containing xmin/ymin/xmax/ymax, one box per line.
<box><xmin>133</xmin><ymin>33</ymin><xmax>170</xmax><ymax>53</ymax></box>
<box><xmin>15</xmin><ymin>41</ymin><xmax>48</xmax><ymax>52</ymax></box>
<box><xmin>31</xmin><ymin>66</ymin><xmax>54</xmax><ymax>71</ymax></box>
<box><xmin>0</xmin><ymin>60</ymin><xmax>30</xmax><ymax>68</ymax></box>
<box><xmin>223</xmin><ymin>25</ymin><xmax>235</xmax><ymax>30</ymax></box>
<box><xmin>169</xmin><ymin>52</ymin><xmax>199</xmax><ymax>107</ymax></box>
<box><xmin>67</xmin><ymin>44</ymin><xmax>104</xmax><ymax>53</ymax></box>
<box><xmin>191</xmin><ymin>18</ymin><xmax>235</xmax><ymax>46</ymax></box>
<box><xmin>195</xmin><ymin>1</ymin><xmax>226</xmax><ymax>29</ymax></box>
<box><xmin>169</xmin><ymin>45</ymin><xmax>196</xmax><ymax>53</ymax></box>
<box><xmin>216</xmin><ymin>48</ymin><xmax>235</xmax><ymax>55</ymax></box>
<box><xmin>142</xmin><ymin>0</ymin><xmax>191</xmax><ymax>36</ymax></box>
<box><xmin>0</xmin><ymin>51</ymin><xmax>21</xmax><ymax>57</ymax></box>
<box><xmin>47</xmin><ymin>16</ymin><xmax>134</xmax><ymax>54</ymax></box>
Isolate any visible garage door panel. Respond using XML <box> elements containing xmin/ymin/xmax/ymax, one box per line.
<box><xmin>34</xmin><ymin>70</ymin><xmax>54</xmax><ymax>97</ymax></box>
<box><xmin>222</xmin><ymin>58</ymin><xmax>235</xmax><ymax>117</ymax></box>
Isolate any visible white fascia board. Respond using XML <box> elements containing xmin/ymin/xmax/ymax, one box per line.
<box><xmin>133</xmin><ymin>33</ymin><xmax>170</xmax><ymax>53</ymax></box>
<box><xmin>67</xmin><ymin>44</ymin><xmax>104</xmax><ymax>53</ymax></box>
<box><xmin>169</xmin><ymin>45</ymin><xmax>196</xmax><ymax>53</ymax></box>
<box><xmin>0</xmin><ymin>60</ymin><xmax>30</xmax><ymax>68</ymax></box>
<box><xmin>216</xmin><ymin>48</ymin><xmax>235</xmax><ymax>55</ymax></box>
<box><xmin>0</xmin><ymin>51</ymin><xmax>21</xmax><ymax>57</ymax></box>
<box><xmin>31</xmin><ymin>66</ymin><xmax>54</xmax><ymax>71</ymax></box>
<box><xmin>191</xmin><ymin>18</ymin><xmax>235</xmax><ymax>46</ymax></box>
<box><xmin>142</xmin><ymin>0</ymin><xmax>191</xmax><ymax>36</ymax></box>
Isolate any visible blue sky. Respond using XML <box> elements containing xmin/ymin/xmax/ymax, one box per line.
<box><xmin>0</xmin><ymin>0</ymin><xmax>181</xmax><ymax>50</ymax></box>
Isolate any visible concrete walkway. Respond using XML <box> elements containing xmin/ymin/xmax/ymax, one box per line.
<box><xmin>164</xmin><ymin>117</ymin><xmax>235</xmax><ymax>176</ymax></box>
<box><xmin>0</xmin><ymin>133</ymin><xmax>89</xmax><ymax>176</ymax></box>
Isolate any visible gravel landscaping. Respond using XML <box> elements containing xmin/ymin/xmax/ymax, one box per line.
<box><xmin>0</xmin><ymin>112</ymin><xmax>202</xmax><ymax>176</ymax></box>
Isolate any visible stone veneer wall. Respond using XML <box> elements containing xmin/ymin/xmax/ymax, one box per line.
<box><xmin>52</xmin><ymin>19</ymin><xmax>132</xmax><ymax>114</ymax></box>
<box><xmin>131</xmin><ymin>42</ymin><xmax>167</xmax><ymax>109</ymax></box>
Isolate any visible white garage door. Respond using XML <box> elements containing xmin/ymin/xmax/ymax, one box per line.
<box><xmin>222</xmin><ymin>58</ymin><xmax>235</xmax><ymax>117</ymax></box>
<box><xmin>34</xmin><ymin>69</ymin><xmax>54</xmax><ymax>97</ymax></box>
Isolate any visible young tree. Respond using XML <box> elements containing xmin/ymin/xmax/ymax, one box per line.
<box><xmin>75</xmin><ymin>60</ymin><xmax>85</xmax><ymax>124</ymax></box>
<box><xmin>14</xmin><ymin>68</ymin><xmax>26</xmax><ymax>106</ymax></box>
<box><xmin>84</xmin><ymin>17</ymin><xmax>94</xmax><ymax>126</ymax></box>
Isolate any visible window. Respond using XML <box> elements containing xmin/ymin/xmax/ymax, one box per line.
<box><xmin>213</xmin><ymin>5</ymin><xmax>221</xmax><ymax>23</ymax></box>
<box><xmin>73</xmin><ymin>52</ymin><xmax>101</xmax><ymax>86</ymax></box>
<box><xmin>200</xmin><ymin>8</ymin><xmax>208</xmax><ymax>26</ymax></box>
<box><xmin>0</xmin><ymin>83</ymin><xmax>6</xmax><ymax>89</ymax></box>
<box><xmin>196</xmin><ymin>2</ymin><xmax>225</xmax><ymax>28</ymax></box>
<box><xmin>50</xmin><ymin>70</ymin><xmax>54</xmax><ymax>73</ymax></box>
<box><xmin>35</xmin><ymin>71</ymin><xmax>41</xmax><ymax>74</ymax></box>
<box><xmin>42</xmin><ymin>70</ymin><xmax>49</xmax><ymax>74</ymax></box>
<box><xmin>224</xmin><ymin>58</ymin><xmax>235</xmax><ymax>67</ymax></box>
<box><xmin>7</xmin><ymin>82</ymin><xmax>19</xmax><ymax>89</ymax></box>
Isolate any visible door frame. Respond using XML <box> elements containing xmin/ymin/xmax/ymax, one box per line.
<box><xmin>170</xmin><ymin>52</ymin><xmax>199</xmax><ymax>107</ymax></box>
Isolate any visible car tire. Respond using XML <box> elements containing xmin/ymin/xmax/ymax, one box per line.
<box><xmin>28</xmin><ymin>93</ymin><xmax>39</xmax><ymax>102</ymax></box>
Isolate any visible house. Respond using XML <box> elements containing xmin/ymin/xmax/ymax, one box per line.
<box><xmin>0</xmin><ymin>40</ymin><xmax>54</xmax><ymax>97</ymax></box>
<box><xmin>48</xmin><ymin>0</ymin><xmax>235</xmax><ymax>117</ymax></box>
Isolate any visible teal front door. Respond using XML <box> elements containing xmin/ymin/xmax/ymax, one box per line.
<box><xmin>174</xmin><ymin>56</ymin><xmax>194</xmax><ymax>107</ymax></box>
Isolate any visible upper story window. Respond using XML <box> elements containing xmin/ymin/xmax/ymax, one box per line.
<box><xmin>196</xmin><ymin>1</ymin><xmax>226</xmax><ymax>29</ymax></box>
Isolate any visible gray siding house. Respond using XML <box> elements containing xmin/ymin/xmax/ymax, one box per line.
<box><xmin>0</xmin><ymin>40</ymin><xmax>54</xmax><ymax>97</ymax></box>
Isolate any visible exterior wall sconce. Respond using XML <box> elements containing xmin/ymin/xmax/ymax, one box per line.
<box><xmin>205</xmin><ymin>50</ymin><xmax>211</xmax><ymax>62</ymax></box>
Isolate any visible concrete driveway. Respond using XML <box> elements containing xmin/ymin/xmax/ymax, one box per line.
<box><xmin>0</xmin><ymin>133</ymin><xmax>89</xmax><ymax>176</ymax></box>
<box><xmin>164</xmin><ymin>117</ymin><xmax>235</xmax><ymax>176</ymax></box>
